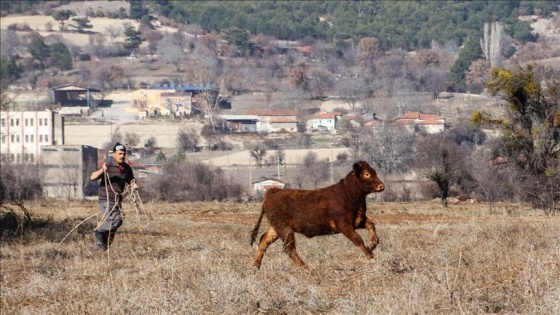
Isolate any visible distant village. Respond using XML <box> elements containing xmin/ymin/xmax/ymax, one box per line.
<box><xmin>1</xmin><ymin>83</ymin><xmax>449</xmax><ymax>199</ymax></box>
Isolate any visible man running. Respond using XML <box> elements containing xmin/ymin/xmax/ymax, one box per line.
<box><xmin>90</xmin><ymin>142</ymin><xmax>135</xmax><ymax>251</ymax></box>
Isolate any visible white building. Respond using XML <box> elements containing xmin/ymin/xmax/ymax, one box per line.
<box><xmin>0</xmin><ymin>110</ymin><xmax>64</xmax><ymax>164</ymax></box>
<box><xmin>310</xmin><ymin>112</ymin><xmax>342</xmax><ymax>131</ymax></box>
<box><xmin>247</xmin><ymin>109</ymin><xmax>298</xmax><ymax>133</ymax></box>
<box><xmin>253</xmin><ymin>178</ymin><xmax>285</xmax><ymax>191</ymax></box>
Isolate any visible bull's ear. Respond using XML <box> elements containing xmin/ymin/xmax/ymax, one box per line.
<box><xmin>353</xmin><ymin>162</ymin><xmax>363</xmax><ymax>177</ymax></box>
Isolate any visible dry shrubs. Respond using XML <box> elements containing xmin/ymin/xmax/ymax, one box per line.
<box><xmin>141</xmin><ymin>161</ymin><xmax>245</xmax><ymax>202</ymax></box>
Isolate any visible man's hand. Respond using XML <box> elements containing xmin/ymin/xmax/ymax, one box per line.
<box><xmin>90</xmin><ymin>163</ymin><xmax>108</xmax><ymax>181</ymax></box>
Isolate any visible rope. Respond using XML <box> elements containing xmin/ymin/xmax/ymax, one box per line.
<box><xmin>122</xmin><ymin>178</ymin><xmax>154</xmax><ymax>228</ymax></box>
<box><xmin>58</xmin><ymin>164</ymin><xmax>152</xmax><ymax>245</ymax></box>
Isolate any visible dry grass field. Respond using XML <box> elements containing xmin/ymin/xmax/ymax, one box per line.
<box><xmin>1</xmin><ymin>199</ymin><xmax>559</xmax><ymax>314</ymax></box>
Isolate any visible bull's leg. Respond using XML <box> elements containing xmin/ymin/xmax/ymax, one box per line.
<box><xmin>282</xmin><ymin>230</ymin><xmax>307</xmax><ymax>268</ymax></box>
<box><xmin>338</xmin><ymin>224</ymin><xmax>374</xmax><ymax>259</ymax></box>
<box><xmin>253</xmin><ymin>227</ymin><xmax>279</xmax><ymax>269</ymax></box>
<box><xmin>364</xmin><ymin>218</ymin><xmax>379</xmax><ymax>251</ymax></box>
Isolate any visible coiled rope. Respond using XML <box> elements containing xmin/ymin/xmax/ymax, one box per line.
<box><xmin>58</xmin><ymin>166</ymin><xmax>152</xmax><ymax>245</ymax></box>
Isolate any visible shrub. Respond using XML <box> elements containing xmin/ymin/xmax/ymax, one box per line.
<box><xmin>141</xmin><ymin>161</ymin><xmax>246</xmax><ymax>202</ymax></box>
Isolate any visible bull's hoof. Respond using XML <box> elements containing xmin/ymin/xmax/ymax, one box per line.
<box><xmin>252</xmin><ymin>261</ymin><xmax>261</xmax><ymax>270</ymax></box>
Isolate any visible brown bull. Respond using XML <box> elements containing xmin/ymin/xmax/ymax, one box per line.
<box><xmin>250</xmin><ymin>161</ymin><xmax>385</xmax><ymax>269</ymax></box>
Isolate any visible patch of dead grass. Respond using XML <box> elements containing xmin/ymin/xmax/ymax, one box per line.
<box><xmin>1</xmin><ymin>200</ymin><xmax>559</xmax><ymax>314</ymax></box>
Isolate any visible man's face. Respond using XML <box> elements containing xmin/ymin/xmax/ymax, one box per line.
<box><xmin>112</xmin><ymin>150</ymin><xmax>126</xmax><ymax>165</ymax></box>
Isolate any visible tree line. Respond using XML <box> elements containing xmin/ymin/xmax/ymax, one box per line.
<box><xmin>3</xmin><ymin>1</ymin><xmax>557</xmax><ymax>51</ymax></box>
<box><xmin>153</xmin><ymin>0</ymin><xmax>556</xmax><ymax>50</ymax></box>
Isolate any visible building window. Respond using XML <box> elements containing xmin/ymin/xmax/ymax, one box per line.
<box><xmin>1</xmin><ymin>136</ymin><xmax>5</xmax><ymax>144</ymax></box>
<box><xmin>25</xmin><ymin>135</ymin><xmax>29</xmax><ymax>143</ymax></box>
<box><xmin>10</xmin><ymin>154</ymin><xmax>15</xmax><ymax>162</ymax></box>
<box><xmin>16</xmin><ymin>119</ymin><xmax>19</xmax><ymax>126</ymax></box>
<box><xmin>1</xmin><ymin>118</ymin><xmax>5</xmax><ymax>126</ymax></box>
<box><xmin>39</xmin><ymin>119</ymin><xmax>42</xmax><ymax>126</ymax></box>
<box><xmin>39</xmin><ymin>135</ymin><xmax>43</xmax><ymax>142</ymax></box>
<box><xmin>11</xmin><ymin>134</ymin><xmax>14</xmax><ymax>142</ymax></box>
<box><xmin>44</xmin><ymin>118</ymin><xmax>48</xmax><ymax>126</ymax></box>
<box><xmin>25</xmin><ymin>118</ymin><xmax>28</xmax><ymax>126</ymax></box>
<box><xmin>30</xmin><ymin>118</ymin><xmax>34</xmax><ymax>126</ymax></box>
<box><xmin>16</xmin><ymin>135</ymin><xmax>20</xmax><ymax>142</ymax></box>
<box><xmin>45</xmin><ymin>135</ymin><xmax>49</xmax><ymax>143</ymax></box>
<box><xmin>30</xmin><ymin>135</ymin><xmax>34</xmax><ymax>142</ymax></box>
<box><xmin>10</xmin><ymin>119</ymin><xmax>13</xmax><ymax>126</ymax></box>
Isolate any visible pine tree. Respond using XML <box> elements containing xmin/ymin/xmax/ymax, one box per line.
<box><xmin>447</xmin><ymin>37</ymin><xmax>483</xmax><ymax>92</ymax></box>
<box><xmin>50</xmin><ymin>43</ymin><xmax>72</xmax><ymax>71</ymax></box>
<box><xmin>27</xmin><ymin>33</ymin><xmax>50</xmax><ymax>69</ymax></box>
<box><xmin>0</xmin><ymin>57</ymin><xmax>21</xmax><ymax>84</ymax></box>
<box><xmin>52</xmin><ymin>9</ymin><xmax>74</xmax><ymax>31</ymax></box>
<box><xmin>123</xmin><ymin>26</ymin><xmax>143</xmax><ymax>56</ymax></box>
<box><xmin>70</xmin><ymin>17</ymin><xmax>93</xmax><ymax>33</ymax></box>
<box><xmin>129</xmin><ymin>1</ymin><xmax>149</xmax><ymax>20</ymax></box>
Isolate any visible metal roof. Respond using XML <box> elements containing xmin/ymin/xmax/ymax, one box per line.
<box><xmin>150</xmin><ymin>83</ymin><xmax>212</xmax><ymax>91</ymax></box>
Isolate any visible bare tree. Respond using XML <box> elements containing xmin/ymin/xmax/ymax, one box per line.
<box><xmin>356</xmin><ymin>36</ymin><xmax>382</xmax><ymax>70</ymax></box>
<box><xmin>415</xmin><ymin>135</ymin><xmax>465</xmax><ymax>207</ymax></box>
<box><xmin>193</xmin><ymin>90</ymin><xmax>222</xmax><ymax>131</ymax></box>
<box><xmin>248</xmin><ymin>142</ymin><xmax>267</xmax><ymax>167</ymax></box>
<box><xmin>294</xmin><ymin>152</ymin><xmax>330</xmax><ymax>189</ymax></box>
<box><xmin>124</xmin><ymin>131</ymin><xmax>140</xmax><ymax>148</ymax></box>
<box><xmin>481</xmin><ymin>22</ymin><xmax>504</xmax><ymax>68</ymax></box>
<box><xmin>289</xmin><ymin>64</ymin><xmax>309</xmax><ymax>90</ymax></box>
<box><xmin>105</xmin><ymin>25</ymin><xmax>122</xmax><ymax>41</ymax></box>
<box><xmin>59</xmin><ymin>155</ymin><xmax>81</xmax><ymax>198</ymax></box>
<box><xmin>1</xmin><ymin>30</ymin><xmax>23</xmax><ymax>58</ymax></box>
<box><xmin>418</xmin><ymin>67</ymin><xmax>448</xmax><ymax>99</ymax></box>
<box><xmin>271</xmin><ymin>87</ymin><xmax>310</xmax><ymax>114</ymax></box>
<box><xmin>191</xmin><ymin>45</ymin><xmax>222</xmax><ymax>83</ymax></box>
<box><xmin>177</xmin><ymin>128</ymin><xmax>200</xmax><ymax>152</ymax></box>
<box><xmin>335</xmin><ymin>78</ymin><xmax>369</xmax><ymax>112</ymax></box>
<box><xmin>360</xmin><ymin>125</ymin><xmax>415</xmax><ymax>174</ymax></box>
<box><xmin>309</xmin><ymin>69</ymin><xmax>336</xmax><ymax>99</ymax></box>
<box><xmin>0</xmin><ymin>157</ymin><xmax>42</xmax><ymax>234</ymax></box>
<box><xmin>158</xmin><ymin>33</ymin><xmax>185</xmax><ymax>71</ymax></box>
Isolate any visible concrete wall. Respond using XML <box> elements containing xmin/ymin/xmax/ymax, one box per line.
<box><xmin>40</xmin><ymin>145</ymin><xmax>98</xmax><ymax>199</ymax></box>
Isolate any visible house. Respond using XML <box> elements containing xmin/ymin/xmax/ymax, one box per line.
<box><xmin>253</xmin><ymin>177</ymin><xmax>285</xmax><ymax>191</ymax></box>
<box><xmin>247</xmin><ymin>109</ymin><xmax>298</xmax><ymax>133</ymax></box>
<box><xmin>296</xmin><ymin>45</ymin><xmax>313</xmax><ymax>57</ymax></box>
<box><xmin>393</xmin><ymin>112</ymin><xmax>447</xmax><ymax>134</ymax></box>
<box><xmin>310</xmin><ymin>112</ymin><xmax>342</xmax><ymax>132</ymax></box>
<box><xmin>1</xmin><ymin>110</ymin><xmax>64</xmax><ymax>164</ymax></box>
<box><xmin>132</xmin><ymin>83</ymin><xmax>213</xmax><ymax>118</ymax></box>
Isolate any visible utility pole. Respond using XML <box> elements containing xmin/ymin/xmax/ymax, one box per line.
<box><xmin>249</xmin><ymin>156</ymin><xmax>252</xmax><ymax>191</ymax></box>
<box><xmin>277</xmin><ymin>155</ymin><xmax>280</xmax><ymax>179</ymax></box>
<box><xmin>330</xmin><ymin>150</ymin><xmax>334</xmax><ymax>184</ymax></box>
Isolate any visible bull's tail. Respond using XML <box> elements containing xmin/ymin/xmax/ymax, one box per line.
<box><xmin>250</xmin><ymin>204</ymin><xmax>266</xmax><ymax>246</ymax></box>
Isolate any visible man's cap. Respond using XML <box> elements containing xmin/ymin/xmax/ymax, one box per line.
<box><xmin>113</xmin><ymin>142</ymin><xmax>126</xmax><ymax>152</ymax></box>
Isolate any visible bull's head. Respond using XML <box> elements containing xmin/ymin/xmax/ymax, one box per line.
<box><xmin>353</xmin><ymin>161</ymin><xmax>385</xmax><ymax>192</ymax></box>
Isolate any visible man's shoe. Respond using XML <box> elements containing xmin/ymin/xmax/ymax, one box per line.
<box><xmin>107</xmin><ymin>230</ymin><xmax>117</xmax><ymax>248</ymax></box>
<box><xmin>93</xmin><ymin>231</ymin><xmax>108</xmax><ymax>251</ymax></box>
